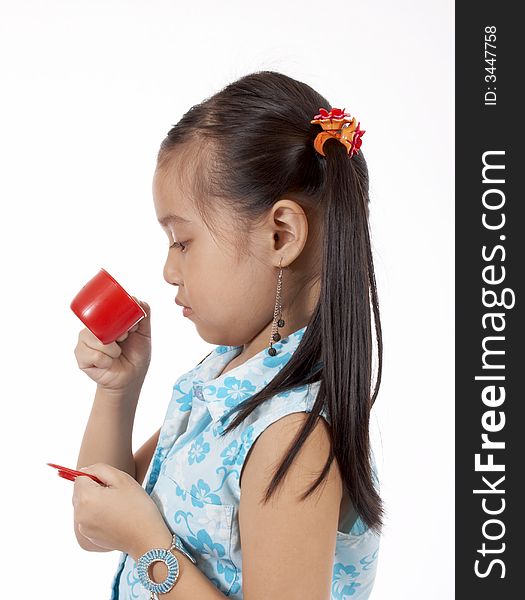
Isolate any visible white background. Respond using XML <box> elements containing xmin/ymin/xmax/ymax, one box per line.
<box><xmin>0</xmin><ymin>1</ymin><xmax>454</xmax><ymax>597</ymax></box>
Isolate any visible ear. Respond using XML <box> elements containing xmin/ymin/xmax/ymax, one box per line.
<box><xmin>268</xmin><ymin>199</ymin><xmax>309</xmax><ymax>267</ymax></box>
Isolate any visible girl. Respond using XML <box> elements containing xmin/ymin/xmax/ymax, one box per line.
<box><xmin>72</xmin><ymin>70</ymin><xmax>384</xmax><ymax>600</ymax></box>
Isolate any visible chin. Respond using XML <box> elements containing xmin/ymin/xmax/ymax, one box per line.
<box><xmin>192</xmin><ymin>324</ymin><xmax>237</xmax><ymax>348</ymax></box>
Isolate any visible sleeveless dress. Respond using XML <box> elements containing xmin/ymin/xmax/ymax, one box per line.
<box><xmin>109</xmin><ymin>324</ymin><xmax>381</xmax><ymax>599</ymax></box>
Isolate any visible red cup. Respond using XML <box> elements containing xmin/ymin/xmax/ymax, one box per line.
<box><xmin>70</xmin><ymin>268</ymin><xmax>147</xmax><ymax>345</ymax></box>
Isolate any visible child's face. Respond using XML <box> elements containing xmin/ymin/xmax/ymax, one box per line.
<box><xmin>152</xmin><ymin>162</ymin><xmax>283</xmax><ymax>347</ymax></box>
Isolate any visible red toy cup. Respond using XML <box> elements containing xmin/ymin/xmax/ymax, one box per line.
<box><xmin>70</xmin><ymin>268</ymin><xmax>147</xmax><ymax>345</ymax></box>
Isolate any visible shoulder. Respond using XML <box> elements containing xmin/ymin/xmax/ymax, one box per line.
<box><xmin>238</xmin><ymin>411</ymin><xmax>343</xmax><ymax>598</ymax></box>
<box><xmin>240</xmin><ymin>410</ymin><xmax>340</xmax><ymax>495</ymax></box>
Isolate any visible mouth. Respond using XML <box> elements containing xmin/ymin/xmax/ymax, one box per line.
<box><xmin>175</xmin><ymin>298</ymin><xmax>193</xmax><ymax>316</ymax></box>
<box><xmin>175</xmin><ymin>298</ymin><xmax>191</xmax><ymax>309</ymax></box>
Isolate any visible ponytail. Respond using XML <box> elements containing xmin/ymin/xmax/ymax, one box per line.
<box><xmin>319</xmin><ymin>139</ymin><xmax>384</xmax><ymax>533</ymax></box>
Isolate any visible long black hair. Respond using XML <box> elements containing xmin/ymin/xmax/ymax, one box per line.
<box><xmin>156</xmin><ymin>71</ymin><xmax>384</xmax><ymax>534</ymax></box>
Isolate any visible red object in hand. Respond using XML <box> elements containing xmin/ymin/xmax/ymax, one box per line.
<box><xmin>47</xmin><ymin>462</ymin><xmax>107</xmax><ymax>486</ymax></box>
<box><xmin>70</xmin><ymin>268</ymin><xmax>146</xmax><ymax>345</ymax></box>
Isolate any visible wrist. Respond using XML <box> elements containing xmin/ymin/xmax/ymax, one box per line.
<box><xmin>95</xmin><ymin>380</ymin><xmax>144</xmax><ymax>405</ymax></box>
<box><xmin>129</xmin><ymin>525</ymin><xmax>173</xmax><ymax>564</ymax></box>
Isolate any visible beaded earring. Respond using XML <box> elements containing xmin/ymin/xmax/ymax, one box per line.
<box><xmin>268</xmin><ymin>256</ymin><xmax>285</xmax><ymax>356</ymax></box>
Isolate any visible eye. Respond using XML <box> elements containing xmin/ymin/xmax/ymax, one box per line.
<box><xmin>169</xmin><ymin>240</ymin><xmax>188</xmax><ymax>253</ymax></box>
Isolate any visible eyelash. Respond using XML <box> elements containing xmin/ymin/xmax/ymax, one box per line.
<box><xmin>169</xmin><ymin>240</ymin><xmax>188</xmax><ymax>253</ymax></box>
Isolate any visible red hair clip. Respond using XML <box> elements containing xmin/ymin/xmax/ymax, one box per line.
<box><xmin>310</xmin><ymin>107</ymin><xmax>365</xmax><ymax>158</ymax></box>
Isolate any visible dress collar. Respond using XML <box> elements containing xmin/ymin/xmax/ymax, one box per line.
<box><xmin>190</xmin><ymin>324</ymin><xmax>308</xmax><ymax>424</ymax></box>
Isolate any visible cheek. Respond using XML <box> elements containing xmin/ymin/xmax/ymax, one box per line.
<box><xmin>227</xmin><ymin>264</ymin><xmax>275</xmax><ymax>309</ymax></box>
<box><xmin>191</xmin><ymin>262</ymin><xmax>278</xmax><ymax>345</ymax></box>
<box><xmin>183</xmin><ymin>251</ymin><xmax>228</xmax><ymax>304</ymax></box>
<box><xmin>187</xmin><ymin>246</ymin><xmax>274</xmax><ymax>310</ymax></box>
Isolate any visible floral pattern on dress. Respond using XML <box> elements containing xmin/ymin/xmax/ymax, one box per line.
<box><xmin>110</xmin><ymin>324</ymin><xmax>381</xmax><ymax>600</ymax></box>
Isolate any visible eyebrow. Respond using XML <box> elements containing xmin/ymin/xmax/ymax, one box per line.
<box><xmin>157</xmin><ymin>213</ymin><xmax>192</xmax><ymax>226</ymax></box>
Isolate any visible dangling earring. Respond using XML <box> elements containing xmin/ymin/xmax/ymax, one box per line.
<box><xmin>268</xmin><ymin>256</ymin><xmax>286</xmax><ymax>356</ymax></box>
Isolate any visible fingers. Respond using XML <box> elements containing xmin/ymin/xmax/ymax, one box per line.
<box><xmin>74</xmin><ymin>298</ymin><xmax>151</xmax><ymax>369</ymax></box>
<box><xmin>129</xmin><ymin>297</ymin><xmax>152</xmax><ymax>337</ymax></box>
<box><xmin>75</xmin><ymin>329</ymin><xmax>124</xmax><ymax>369</ymax></box>
<box><xmin>132</xmin><ymin>296</ymin><xmax>150</xmax><ymax>317</ymax></box>
<box><xmin>114</xmin><ymin>320</ymin><xmax>141</xmax><ymax>342</ymax></box>
<box><xmin>77</xmin><ymin>328</ymin><xmax>123</xmax><ymax>357</ymax></box>
<box><xmin>75</xmin><ymin>344</ymin><xmax>113</xmax><ymax>369</ymax></box>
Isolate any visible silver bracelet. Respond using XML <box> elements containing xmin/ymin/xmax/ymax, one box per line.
<box><xmin>170</xmin><ymin>533</ymin><xmax>197</xmax><ymax>565</ymax></box>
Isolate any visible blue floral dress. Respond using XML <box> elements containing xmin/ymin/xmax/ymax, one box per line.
<box><xmin>109</xmin><ymin>324</ymin><xmax>381</xmax><ymax>599</ymax></box>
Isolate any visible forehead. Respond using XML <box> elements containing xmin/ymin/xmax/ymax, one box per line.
<box><xmin>152</xmin><ymin>160</ymin><xmax>198</xmax><ymax>225</ymax></box>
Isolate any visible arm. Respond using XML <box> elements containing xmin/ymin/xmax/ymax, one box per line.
<box><xmin>74</xmin><ymin>383</ymin><xmax>143</xmax><ymax>551</ymax></box>
<box><xmin>127</xmin><ymin>412</ymin><xmax>341</xmax><ymax>599</ymax></box>
<box><xmin>134</xmin><ymin>426</ymin><xmax>161</xmax><ymax>486</ymax></box>
<box><xmin>238</xmin><ymin>412</ymin><xmax>341</xmax><ymax>600</ymax></box>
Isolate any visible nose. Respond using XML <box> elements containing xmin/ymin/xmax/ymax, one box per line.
<box><xmin>163</xmin><ymin>253</ymin><xmax>182</xmax><ymax>286</ymax></box>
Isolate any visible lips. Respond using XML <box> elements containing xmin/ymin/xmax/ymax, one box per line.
<box><xmin>175</xmin><ymin>298</ymin><xmax>191</xmax><ymax>308</ymax></box>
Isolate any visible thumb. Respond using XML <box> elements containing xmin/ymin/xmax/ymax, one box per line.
<box><xmin>79</xmin><ymin>463</ymin><xmax>120</xmax><ymax>487</ymax></box>
<box><xmin>131</xmin><ymin>297</ymin><xmax>151</xmax><ymax>336</ymax></box>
